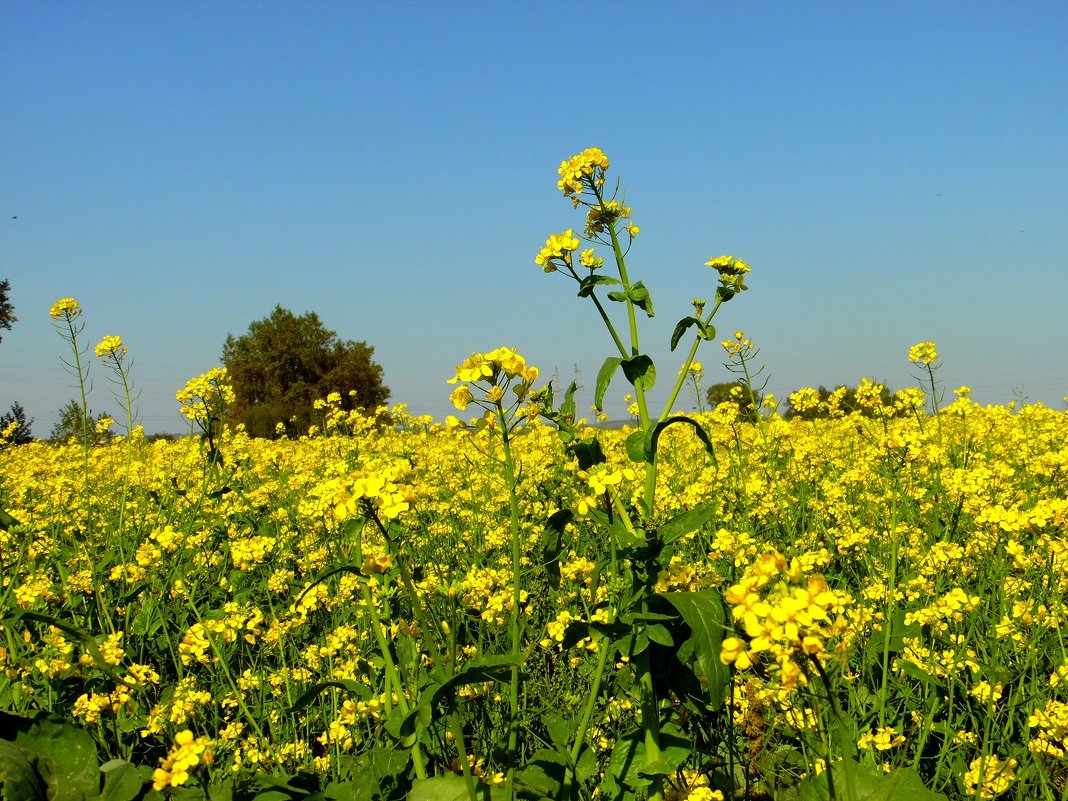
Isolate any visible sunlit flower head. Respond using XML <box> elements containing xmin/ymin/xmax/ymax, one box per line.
<box><xmin>95</xmin><ymin>335</ymin><xmax>127</xmax><ymax>360</ymax></box>
<box><xmin>908</xmin><ymin>341</ymin><xmax>938</xmax><ymax>366</ymax></box>
<box><xmin>535</xmin><ymin>229</ymin><xmax>580</xmax><ymax>272</ymax></box>
<box><xmin>49</xmin><ymin>297</ymin><xmax>81</xmax><ymax>319</ymax></box>
<box><xmin>557</xmin><ymin>147</ymin><xmax>609</xmax><ymax>199</ymax></box>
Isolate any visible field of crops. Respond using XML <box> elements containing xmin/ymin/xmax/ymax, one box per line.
<box><xmin>2</xmin><ymin>386</ymin><xmax>1067</xmax><ymax>800</ymax></box>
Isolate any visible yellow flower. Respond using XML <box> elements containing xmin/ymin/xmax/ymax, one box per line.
<box><xmin>49</xmin><ymin>297</ymin><xmax>81</xmax><ymax>319</ymax></box>
<box><xmin>908</xmin><ymin>341</ymin><xmax>938</xmax><ymax>366</ymax></box>
<box><xmin>557</xmin><ymin>147</ymin><xmax>610</xmax><ymax>198</ymax></box>
<box><xmin>535</xmin><ymin>229</ymin><xmax>580</xmax><ymax>272</ymax></box>
<box><xmin>450</xmin><ymin>385</ymin><xmax>474</xmax><ymax>411</ymax></box>
<box><xmin>152</xmin><ymin>729</ymin><xmax>213</xmax><ymax>790</ymax></box>
<box><xmin>95</xmin><ymin>335</ymin><xmax>127</xmax><ymax>359</ymax></box>
<box><xmin>963</xmin><ymin>755</ymin><xmax>1017</xmax><ymax>798</ymax></box>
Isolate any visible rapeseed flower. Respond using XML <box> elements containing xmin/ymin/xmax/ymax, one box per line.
<box><xmin>49</xmin><ymin>297</ymin><xmax>81</xmax><ymax>319</ymax></box>
<box><xmin>152</xmin><ymin>729</ymin><xmax>213</xmax><ymax>790</ymax></box>
<box><xmin>557</xmin><ymin>147</ymin><xmax>609</xmax><ymax>199</ymax></box>
<box><xmin>908</xmin><ymin>341</ymin><xmax>938</xmax><ymax>366</ymax></box>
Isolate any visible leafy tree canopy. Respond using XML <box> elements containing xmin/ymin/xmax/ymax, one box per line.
<box><xmin>221</xmin><ymin>305</ymin><xmax>389</xmax><ymax>438</ymax></box>
<box><xmin>0</xmin><ymin>278</ymin><xmax>16</xmax><ymax>344</ymax></box>
<box><xmin>49</xmin><ymin>399</ymin><xmax>114</xmax><ymax>445</ymax></box>
<box><xmin>705</xmin><ymin>380</ymin><xmax>763</xmax><ymax>423</ymax></box>
<box><xmin>784</xmin><ymin>383</ymin><xmax>897</xmax><ymax>421</ymax></box>
<box><xmin>0</xmin><ymin>402</ymin><xmax>33</xmax><ymax>445</ymax></box>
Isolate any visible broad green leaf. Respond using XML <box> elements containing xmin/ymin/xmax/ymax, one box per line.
<box><xmin>0</xmin><ymin>739</ymin><xmax>44</xmax><ymax>801</ymax></box>
<box><xmin>797</xmin><ymin>758</ymin><xmax>947</xmax><ymax>800</ymax></box>
<box><xmin>514</xmin><ymin>749</ymin><xmax>567</xmax><ymax>798</ymax></box>
<box><xmin>658</xmin><ymin>503</ymin><xmax>717</xmax><ymax>545</ymax></box>
<box><xmin>94</xmin><ymin>759</ymin><xmax>144</xmax><ymax>801</ymax></box>
<box><xmin>629</xmin><ymin>281</ymin><xmax>654</xmax><ymax>317</ymax></box>
<box><xmin>287</xmin><ymin>680</ymin><xmax>369</xmax><ymax>715</ymax></box>
<box><xmin>625</xmin><ymin>430</ymin><xmax>647</xmax><ymax>463</ymax></box>
<box><xmin>648</xmin><ymin>416</ymin><xmax>716</xmax><ymax>466</ymax></box>
<box><xmin>606</xmin><ymin>290</ymin><xmax>629</xmax><ymax>303</ymax></box>
<box><xmin>408</xmin><ymin>774</ymin><xmax>508</xmax><ymax>801</ymax></box>
<box><xmin>542</xmin><ymin>509</ymin><xmax>573</xmax><ymax>590</ymax></box>
<box><xmin>569</xmin><ymin>437</ymin><xmax>606</xmax><ymax>470</ymax></box>
<box><xmin>8</xmin><ymin>714</ymin><xmax>99</xmax><ymax>801</ymax></box>
<box><xmin>620</xmin><ymin>355</ymin><xmax>656</xmax><ymax>391</ymax></box>
<box><xmin>670</xmin><ymin>317</ymin><xmax>699</xmax><ymax>351</ymax></box>
<box><xmin>427</xmin><ymin>653</ymin><xmax>525</xmax><ymax>710</ymax></box>
<box><xmin>659</xmin><ymin>590</ymin><xmax>729</xmax><ymax>708</ymax></box>
<box><xmin>595</xmin><ymin>357</ymin><xmax>622</xmax><ymax>411</ymax></box>
<box><xmin>577</xmin><ymin>274</ymin><xmax>622</xmax><ymax>298</ymax></box>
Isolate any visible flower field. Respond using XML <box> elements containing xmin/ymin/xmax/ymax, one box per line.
<box><xmin>2</xmin><ymin>390</ymin><xmax>1067</xmax><ymax>799</ymax></box>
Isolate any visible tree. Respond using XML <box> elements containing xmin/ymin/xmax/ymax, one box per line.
<box><xmin>0</xmin><ymin>402</ymin><xmax>33</xmax><ymax>445</ymax></box>
<box><xmin>0</xmin><ymin>278</ymin><xmax>15</xmax><ymax>345</ymax></box>
<box><xmin>705</xmin><ymin>380</ymin><xmax>762</xmax><ymax>423</ymax></box>
<box><xmin>49</xmin><ymin>399</ymin><xmax>114</xmax><ymax>445</ymax></box>
<box><xmin>784</xmin><ymin>383</ymin><xmax>897</xmax><ymax>421</ymax></box>
<box><xmin>222</xmin><ymin>305</ymin><xmax>390</xmax><ymax>438</ymax></box>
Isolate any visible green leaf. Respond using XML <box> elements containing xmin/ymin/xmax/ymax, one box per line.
<box><xmin>577</xmin><ymin>274</ymin><xmax>622</xmax><ymax>298</ymax></box>
<box><xmin>286</xmin><ymin>680</ymin><xmax>369</xmax><ymax>715</ymax></box>
<box><xmin>625</xmin><ymin>430</ymin><xmax>647</xmax><ymax>463</ymax></box>
<box><xmin>331</xmin><ymin>748</ymin><xmax>410</xmax><ymax>801</ymax></box>
<box><xmin>542</xmin><ymin>510</ymin><xmax>573</xmax><ymax>590</ymax></box>
<box><xmin>514</xmin><ymin>749</ymin><xmax>567</xmax><ymax>798</ymax></box>
<box><xmin>6</xmin><ymin>713</ymin><xmax>100</xmax><ymax>801</ymax></box>
<box><xmin>659</xmin><ymin>590</ymin><xmax>729</xmax><ymax>708</ymax></box>
<box><xmin>658</xmin><ymin>503</ymin><xmax>717</xmax><ymax>545</ymax></box>
<box><xmin>408</xmin><ymin>774</ymin><xmax>508</xmax><ymax>801</ymax></box>
<box><xmin>620</xmin><ymin>355</ymin><xmax>656</xmax><ymax>391</ymax></box>
<box><xmin>797</xmin><ymin>758</ymin><xmax>947</xmax><ymax>800</ymax></box>
<box><xmin>670</xmin><ymin>317</ymin><xmax>699</xmax><ymax>351</ymax></box>
<box><xmin>606</xmin><ymin>290</ymin><xmax>629</xmax><ymax>303</ymax></box>
<box><xmin>427</xmin><ymin>653</ymin><xmax>525</xmax><ymax>711</ymax></box>
<box><xmin>569</xmin><ymin>437</ymin><xmax>606</xmax><ymax>470</ymax></box>
<box><xmin>93</xmin><ymin>759</ymin><xmax>144</xmax><ymax>801</ymax></box>
<box><xmin>0</xmin><ymin>739</ymin><xmax>45</xmax><ymax>801</ymax></box>
<box><xmin>595</xmin><ymin>358</ymin><xmax>622</xmax><ymax>412</ymax></box>
<box><xmin>648</xmin><ymin>416</ymin><xmax>716</xmax><ymax>467</ymax></box>
<box><xmin>628</xmin><ymin>282</ymin><xmax>654</xmax><ymax>317</ymax></box>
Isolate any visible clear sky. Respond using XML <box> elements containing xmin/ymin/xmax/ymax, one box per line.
<box><xmin>3</xmin><ymin>2</ymin><xmax>1066</xmax><ymax>436</ymax></box>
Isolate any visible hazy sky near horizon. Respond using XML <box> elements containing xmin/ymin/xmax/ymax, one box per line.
<box><xmin>3</xmin><ymin>2</ymin><xmax>1066</xmax><ymax>436</ymax></box>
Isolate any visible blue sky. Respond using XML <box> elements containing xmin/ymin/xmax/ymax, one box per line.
<box><xmin>3</xmin><ymin>2</ymin><xmax>1066</xmax><ymax>436</ymax></box>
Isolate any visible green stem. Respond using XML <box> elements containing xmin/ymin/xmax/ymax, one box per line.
<box><xmin>657</xmin><ymin>300</ymin><xmax>723</xmax><ymax>424</ymax></box>
<box><xmin>497</xmin><ymin>402</ymin><xmax>525</xmax><ymax>800</ymax></box>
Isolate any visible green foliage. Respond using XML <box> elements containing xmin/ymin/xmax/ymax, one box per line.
<box><xmin>221</xmin><ymin>305</ymin><xmax>389</xmax><ymax>438</ymax></box>
<box><xmin>0</xmin><ymin>711</ymin><xmax>143</xmax><ymax>801</ymax></box>
<box><xmin>48</xmin><ymin>399</ymin><xmax>113</xmax><ymax>445</ymax></box>
<box><xmin>704</xmin><ymin>381</ymin><xmax>761</xmax><ymax>422</ymax></box>
<box><xmin>0</xmin><ymin>278</ymin><xmax>15</xmax><ymax>344</ymax></box>
<box><xmin>785</xmin><ymin>383</ymin><xmax>896</xmax><ymax>420</ymax></box>
<box><xmin>0</xmin><ymin>402</ymin><xmax>33</xmax><ymax>444</ymax></box>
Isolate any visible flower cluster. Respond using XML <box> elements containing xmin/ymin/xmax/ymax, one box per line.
<box><xmin>720</xmin><ymin>549</ymin><xmax>851</xmax><ymax>689</ymax></box>
<box><xmin>49</xmin><ymin>297</ymin><xmax>82</xmax><ymax>320</ymax></box>
<box><xmin>962</xmin><ymin>754</ymin><xmax>1017</xmax><ymax>798</ymax></box>
<box><xmin>909</xmin><ymin>341</ymin><xmax>939</xmax><ymax>366</ymax></box>
<box><xmin>705</xmin><ymin>255</ymin><xmax>751</xmax><ymax>299</ymax></box>
<box><xmin>326</xmin><ymin>461</ymin><xmax>415</xmax><ymax>522</ymax></box>
<box><xmin>152</xmin><ymin>729</ymin><xmax>214</xmax><ymax>790</ymax></box>
<box><xmin>557</xmin><ymin>147</ymin><xmax>609</xmax><ymax>201</ymax></box>
<box><xmin>534</xmin><ymin>229</ymin><xmax>580</xmax><ymax>273</ymax></box>
<box><xmin>176</xmin><ymin>368</ymin><xmax>235</xmax><ymax>423</ymax></box>
<box><xmin>95</xmin><ymin>334</ymin><xmax>127</xmax><ymax>360</ymax></box>
<box><xmin>447</xmin><ymin>347</ymin><xmax>540</xmax><ymax>422</ymax></box>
